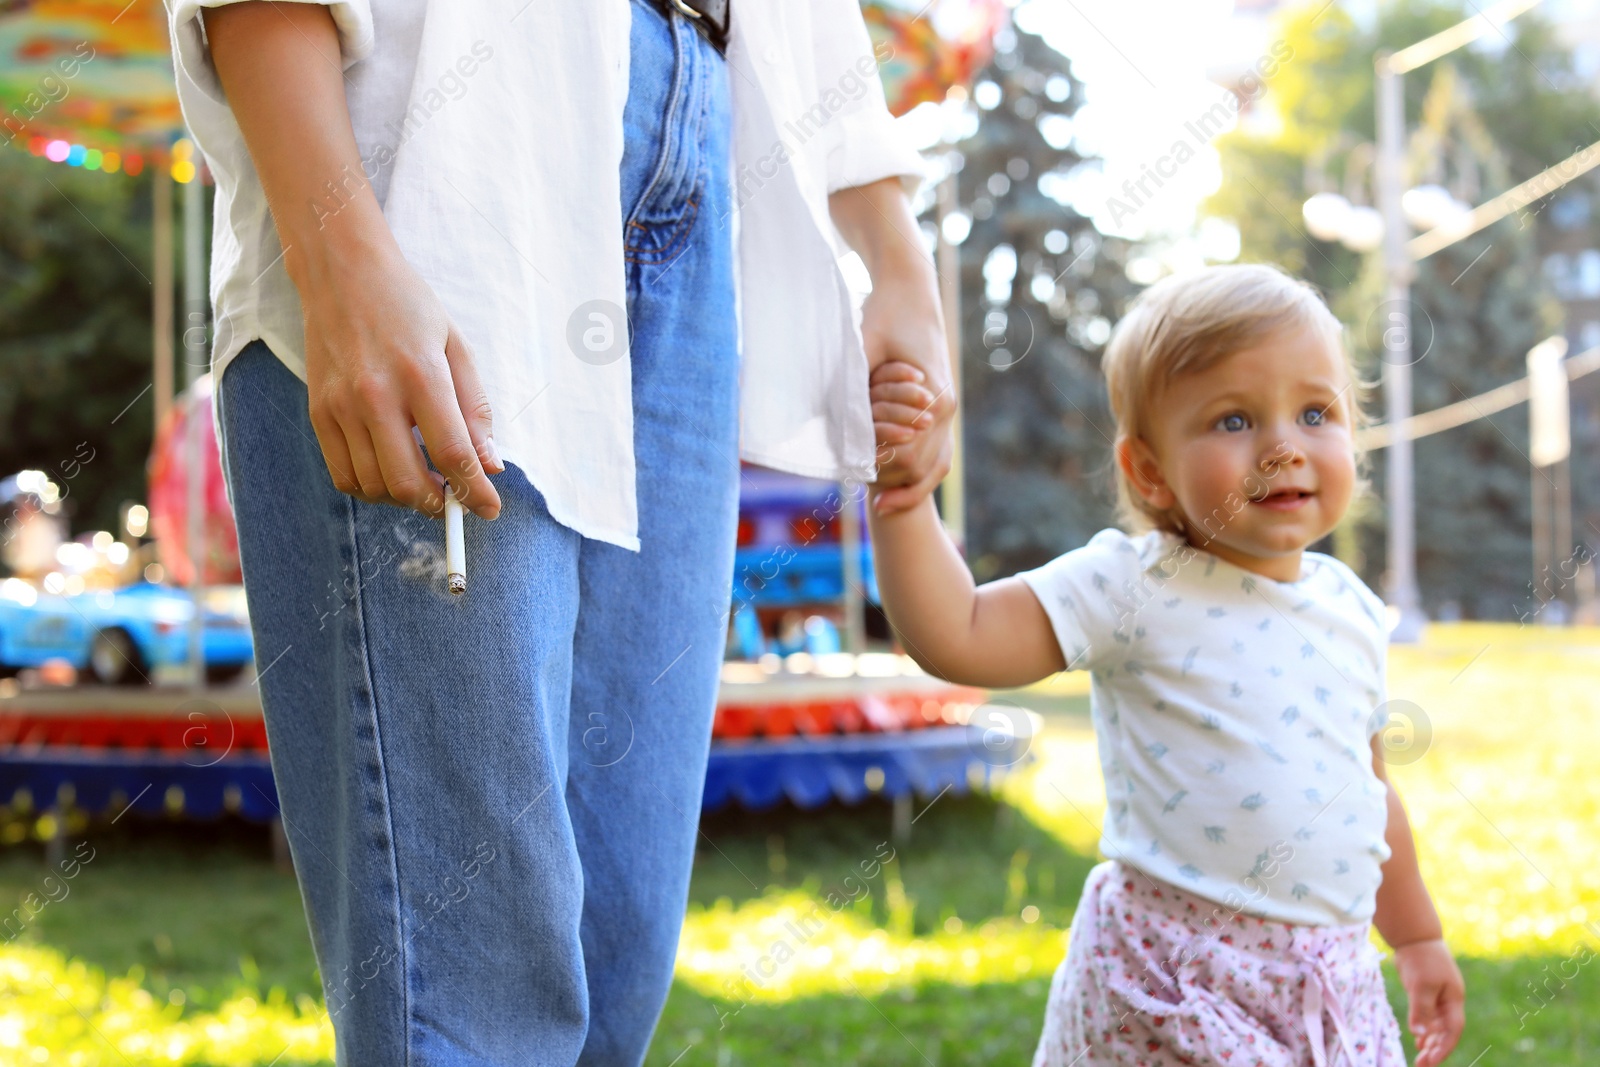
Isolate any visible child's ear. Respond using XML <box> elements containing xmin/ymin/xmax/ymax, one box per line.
<box><xmin>1116</xmin><ymin>436</ymin><xmax>1177</xmax><ymax>509</ymax></box>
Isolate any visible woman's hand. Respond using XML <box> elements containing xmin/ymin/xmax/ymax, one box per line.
<box><xmin>1393</xmin><ymin>938</ymin><xmax>1465</xmax><ymax>1067</ymax></box>
<box><xmin>297</xmin><ymin>225</ymin><xmax>505</xmax><ymax>520</ymax></box>
<box><xmin>859</xmin><ymin>265</ymin><xmax>955</xmax><ymax>513</ymax></box>
<box><xmin>829</xmin><ymin>178</ymin><xmax>956</xmax><ymax>514</ymax></box>
<box><xmin>205</xmin><ymin>1</ymin><xmax>503</xmax><ymax>520</ymax></box>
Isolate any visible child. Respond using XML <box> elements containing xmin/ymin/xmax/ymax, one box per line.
<box><xmin>864</xmin><ymin>263</ymin><xmax>1465</xmax><ymax>1067</ymax></box>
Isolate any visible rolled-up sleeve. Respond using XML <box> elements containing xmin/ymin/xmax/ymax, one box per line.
<box><xmin>807</xmin><ymin>0</ymin><xmax>925</xmax><ymax>197</ymax></box>
<box><xmin>168</xmin><ymin>0</ymin><xmax>375</xmax><ymax>110</ymax></box>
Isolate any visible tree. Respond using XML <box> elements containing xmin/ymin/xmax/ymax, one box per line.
<box><xmin>1207</xmin><ymin>0</ymin><xmax>1596</xmax><ymax>618</ymax></box>
<box><xmin>0</xmin><ymin>151</ymin><xmax>156</xmax><ymax>547</ymax></box>
<box><xmin>946</xmin><ymin>20</ymin><xmax>1139</xmax><ymax>581</ymax></box>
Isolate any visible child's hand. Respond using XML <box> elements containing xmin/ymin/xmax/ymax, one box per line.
<box><xmin>869</xmin><ymin>360</ymin><xmax>936</xmax><ymax>448</ymax></box>
<box><xmin>868</xmin><ymin>360</ymin><xmax>944</xmax><ymax>512</ymax></box>
<box><xmin>1394</xmin><ymin>938</ymin><xmax>1465</xmax><ymax>1067</ymax></box>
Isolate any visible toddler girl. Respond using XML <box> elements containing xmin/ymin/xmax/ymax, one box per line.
<box><xmin>865</xmin><ymin>264</ymin><xmax>1465</xmax><ymax>1066</ymax></box>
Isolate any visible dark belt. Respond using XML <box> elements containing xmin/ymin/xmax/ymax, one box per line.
<box><xmin>652</xmin><ymin>0</ymin><xmax>729</xmax><ymax>56</ymax></box>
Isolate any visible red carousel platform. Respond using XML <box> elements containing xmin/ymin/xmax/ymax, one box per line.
<box><xmin>0</xmin><ymin>655</ymin><xmax>1031</xmax><ymax>831</ymax></box>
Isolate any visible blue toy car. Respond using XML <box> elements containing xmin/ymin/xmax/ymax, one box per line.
<box><xmin>0</xmin><ymin>577</ymin><xmax>89</xmax><ymax>677</ymax></box>
<box><xmin>0</xmin><ymin>578</ymin><xmax>254</xmax><ymax>685</ymax></box>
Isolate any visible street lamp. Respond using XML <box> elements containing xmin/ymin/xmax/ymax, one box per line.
<box><xmin>1302</xmin><ymin>191</ymin><xmax>1388</xmax><ymax>252</ymax></box>
<box><xmin>1374</xmin><ymin>53</ymin><xmax>1427</xmax><ymax>643</ymax></box>
<box><xmin>1297</xmin><ymin>1</ymin><xmax>1546</xmax><ymax>642</ymax></box>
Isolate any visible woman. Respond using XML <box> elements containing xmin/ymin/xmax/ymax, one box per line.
<box><xmin>169</xmin><ymin>0</ymin><xmax>953</xmax><ymax>1063</ymax></box>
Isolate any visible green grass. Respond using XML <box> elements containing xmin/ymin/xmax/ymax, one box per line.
<box><xmin>0</xmin><ymin>824</ymin><xmax>316</xmax><ymax>1011</ymax></box>
<box><xmin>3</xmin><ymin>624</ymin><xmax>1600</xmax><ymax>1064</ymax></box>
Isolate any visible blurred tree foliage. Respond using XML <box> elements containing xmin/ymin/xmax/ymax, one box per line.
<box><xmin>0</xmin><ymin>151</ymin><xmax>157</xmax><ymax>545</ymax></box>
<box><xmin>1207</xmin><ymin>0</ymin><xmax>1599</xmax><ymax>618</ymax></box>
<box><xmin>951</xmin><ymin>21</ymin><xmax>1139</xmax><ymax>582</ymax></box>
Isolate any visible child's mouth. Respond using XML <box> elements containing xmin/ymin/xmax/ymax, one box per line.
<box><xmin>1252</xmin><ymin>489</ymin><xmax>1314</xmax><ymax>511</ymax></box>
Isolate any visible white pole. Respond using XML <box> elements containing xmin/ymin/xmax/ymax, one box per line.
<box><xmin>183</xmin><ymin>161</ymin><xmax>207</xmax><ymax>689</ymax></box>
<box><xmin>153</xmin><ymin>166</ymin><xmax>174</xmax><ymax>437</ymax></box>
<box><xmin>1528</xmin><ymin>336</ymin><xmax>1572</xmax><ymax>618</ymax></box>
<box><xmin>1376</xmin><ymin>58</ymin><xmax>1426</xmax><ymax>642</ymax></box>
<box><xmin>936</xmin><ymin>170</ymin><xmax>965</xmax><ymax>552</ymax></box>
<box><xmin>840</xmin><ymin>489</ymin><xmax>864</xmax><ymax>653</ymax></box>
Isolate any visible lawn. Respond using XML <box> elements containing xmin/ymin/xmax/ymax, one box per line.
<box><xmin>2</xmin><ymin>623</ymin><xmax>1597</xmax><ymax>1065</ymax></box>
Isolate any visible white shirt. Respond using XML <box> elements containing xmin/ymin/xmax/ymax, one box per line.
<box><xmin>1018</xmin><ymin>528</ymin><xmax>1394</xmax><ymax>926</ymax></box>
<box><xmin>168</xmin><ymin>0</ymin><xmax>923</xmax><ymax>551</ymax></box>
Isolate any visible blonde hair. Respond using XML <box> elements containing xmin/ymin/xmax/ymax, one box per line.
<box><xmin>1101</xmin><ymin>262</ymin><xmax>1371</xmax><ymax>535</ymax></box>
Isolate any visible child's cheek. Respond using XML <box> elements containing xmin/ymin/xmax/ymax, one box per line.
<box><xmin>1318</xmin><ymin>445</ymin><xmax>1358</xmax><ymax>515</ymax></box>
<box><xmin>1177</xmin><ymin>438</ymin><xmax>1247</xmax><ymax>513</ymax></box>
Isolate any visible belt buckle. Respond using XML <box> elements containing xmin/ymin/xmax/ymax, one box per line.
<box><xmin>664</xmin><ymin>0</ymin><xmax>728</xmax><ymax>54</ymax></box>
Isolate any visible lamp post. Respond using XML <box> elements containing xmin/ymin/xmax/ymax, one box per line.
<box><xmin>1374</xmin><ymin>54</ymin><xmax>1427</xmax><ymax>642</ymax></box>
<box><xmin>1368</xmin><ymin>0</ymin><xmax>1546</xmax><ymax>640</ymax></box>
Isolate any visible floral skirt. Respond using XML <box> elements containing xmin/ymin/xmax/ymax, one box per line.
<box><xmin>1032</xmin><ymin>861</ymin><xmax>1407</xmax><ymax>1067</ymax></box>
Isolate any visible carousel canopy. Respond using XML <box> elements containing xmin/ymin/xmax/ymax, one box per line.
<box><xmin>3</xmin><ymin>0</ymin><xmax>1002</xmax><ymax>173</ymax></box>
<box><xmin>1</xmin><ymin>0</ymin><xmax>184</xmax><ymax>174</ymax></box>
<box><xmin>862</xmin><ymin>0</ymin><xmax>1007</xmax><ymax>116</ymax></box>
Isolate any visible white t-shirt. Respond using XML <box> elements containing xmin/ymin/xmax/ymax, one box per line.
<box><xmin>168</xmin><ymin>0</ymin><xmax>923</xmax><ymax>551</ymax></box>
<box><xmin>1018</xmin><ymin>528</ymin><xmax>1394</xmax><ymax>926</ymax></box>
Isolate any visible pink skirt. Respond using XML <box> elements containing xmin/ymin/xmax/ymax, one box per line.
<box><xmin>1032</xmin><ymin>861</ymin><xmax>1406</xmax><ymax>1067</ymax></box>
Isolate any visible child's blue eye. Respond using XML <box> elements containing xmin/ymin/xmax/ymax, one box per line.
<box><xmin>1216</xmin><ymin>413</ymin><xmax>1248</xmax><ymax>432</ymax></box>
<box><xmin>1302</xmin><ymin>406</ymin><xmax>1326</xmax><ymax>426</ymax></box>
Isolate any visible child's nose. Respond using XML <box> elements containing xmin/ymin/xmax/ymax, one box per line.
<box><xmin>1259</xmin><ymin>440</ymin><xmax>1305</xmax><ymax>471</ymax></box>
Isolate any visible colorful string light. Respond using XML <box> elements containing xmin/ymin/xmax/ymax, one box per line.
<box><xmin>17</xmin><ymin>135</ymin><xmax>176</xmax><ymax>181</ymax></box>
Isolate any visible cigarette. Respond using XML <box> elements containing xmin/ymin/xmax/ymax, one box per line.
<box><xmin>444</xmin><ymin>481</ymin><xmax>466</xmax><ymax>595</ymax></box>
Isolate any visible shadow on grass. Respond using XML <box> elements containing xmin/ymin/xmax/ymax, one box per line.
<box><xmin>650</xmin><ymin>977</ymin><xmax>1052</xmax><ymax>1066</ymax></box>
<box><xmin>0</xmin><ymin>817</ymin><xmax>318</xmax><ymax>1010</ymax></box>
<box><xmin>692</xmin><ymin>791</ymin><xmax>1103</xmax><ymax>933</ymax></box>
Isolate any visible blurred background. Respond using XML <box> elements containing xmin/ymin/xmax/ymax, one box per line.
<box><xmin>1</xmin><ymin>0</ymin><xmax>1597</xmax><ymax>1063</ymax></box>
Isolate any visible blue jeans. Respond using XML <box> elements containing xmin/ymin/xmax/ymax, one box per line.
<box><xmin>215</xmin><ymin>5</ymin><xmax>735</xmax><ymax>1063</ymax></box>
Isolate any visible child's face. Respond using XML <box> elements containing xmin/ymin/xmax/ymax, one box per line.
<box><xmin>1121</xmin><ymin>322</ymin><xmax>1356</xmax><ymax>582</ymax></box>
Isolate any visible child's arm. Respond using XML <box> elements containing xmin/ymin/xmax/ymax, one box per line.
<box><xmin>865</xmin><ymin>494</ymin><xmax>1066</xmax><ymax>687</ymax></box>
<box><xmin>864</xmin><ymin>361</ymin><xmax>1065</xmax><ymax>686</ymax></box>
<box><xmin>1370</xmin><ymin>740</ymin><xmax>1465</xmax><ymax>1067</ymax></box>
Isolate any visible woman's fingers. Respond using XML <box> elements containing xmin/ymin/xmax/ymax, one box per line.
<box><xmin>371</xmin><ymin>414</ymin><xmax>448</xmax><ymax>516</ymax></box>
<box><xmin>874</xmin><ymin>419</ymin><xmax>917</xmax><ymax>445</ymax></box>
<box><xmin>444</xmin><ymin>323</ymin><xmax>506</xmax><ymax>476</ymax></box>
<box><xmin>411</xmin><ymin>370</ymin><xmax>501</xmax><ymax>521</ymax></box>
<box><xmin>293</xmin><ymin>237</ymin><xmax>509</xmax><ymax>520</ymax></box>
<box><xmin>309</xmin><ymin>404</ymin><xmax>364</xmax><ymax>500</ymax></box>
<box><xmin>340</xmin><ymin>418</ymin><xmax>392</xmax><ymax>506</ymax></box>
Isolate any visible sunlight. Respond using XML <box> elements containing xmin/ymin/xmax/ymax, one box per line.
<box><xmin>0</xmin><ymin>944</ymin><xmax>332</xmax><ymax>1065</ymax></box>
<box><xmin>674</xmin><ymin>890</ymin><xmax>1065</xmax><ymax>1003</ymax></box>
